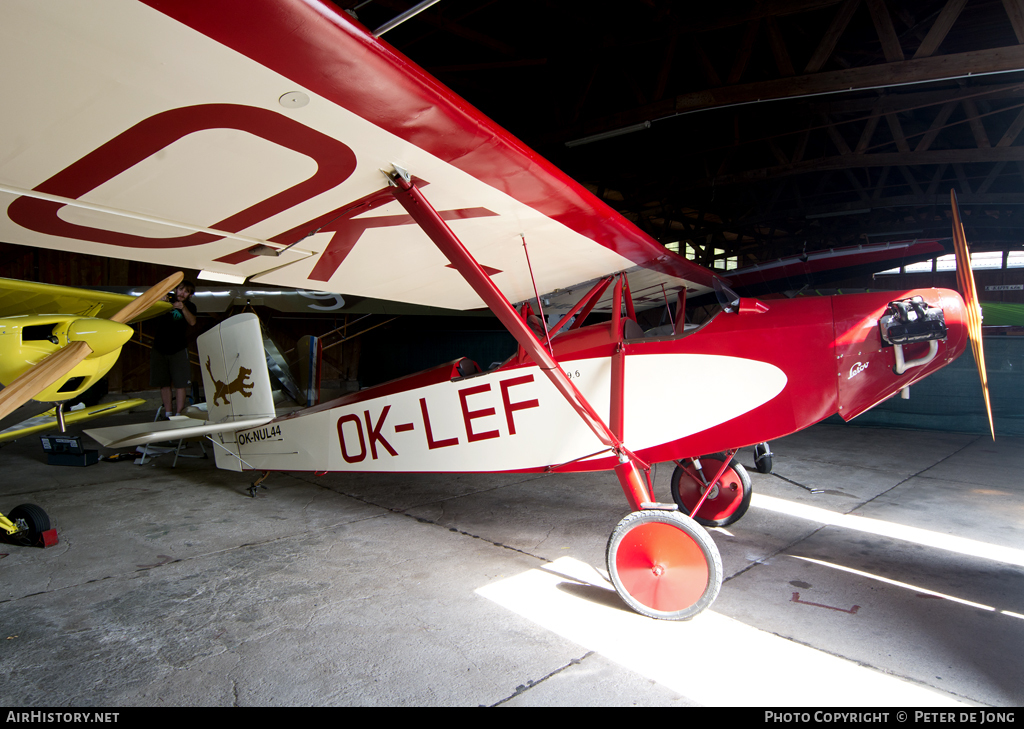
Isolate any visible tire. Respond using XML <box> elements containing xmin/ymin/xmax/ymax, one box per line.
<box><xmin>671</xmin><ymin>453</ymin><xmax>752</xmax><ymax>527</ymax></box>
<box><xmin>606</xmin><ymin>510</ymin><xmax>722</xmax><ymax>620</ymax></box>
<box><xmin>8</xmin><ymin>504</ymin><xmax>50</xmax><ymax>542</ymax></box>
<box><xmin>753</xmin><ymin>442</ymin><xmax>773</xmax><ymax>474</ymax></box>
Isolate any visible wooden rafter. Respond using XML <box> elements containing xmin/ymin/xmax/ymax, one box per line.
<box><xmin>698</xmin><ymin>147</ymin><xmax>1024</xmax><ymax>189</ymax></box>
<box><xmin>912</xmin><ymin>0</ymin><xmax>969</xmax><ymax>59</ymax></box>
<box><xmin>563</xmin><ymin>45</ymin><xmax>1024</xmax><ymax>140</ymax></box>
<box><xmin>804</xmin><ymin>0</ymin><xmax>860</xmax><ymax>73</ymax></box>
<box><xmin>866</xmin><ymin>0</ymin><xmax>904</xmax><ymax>63</ymax></box>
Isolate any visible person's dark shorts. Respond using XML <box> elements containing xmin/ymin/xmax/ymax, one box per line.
<box><xmin>150</xmin><ymin>348</ymin><xmax>191</xmax><ymax>388</ymax></box>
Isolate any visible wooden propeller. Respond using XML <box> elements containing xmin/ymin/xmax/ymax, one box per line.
<box><xmin>950</xmin><ymin>190</ymin><xmax>995</xmax><ymax>440</ymax></box>
<box><xmin>110</xmin><ymin>271</ymin><xmax>183</xmax><ymax>323</ymax></box>
<box><xmin>0</xmin><ymin>272</ymin><xmax>184</xmax><ymax>421</ymax></box>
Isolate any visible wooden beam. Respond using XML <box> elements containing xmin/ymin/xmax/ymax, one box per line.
<box><xmin>566</xmin><ymin>45</ymin><xmax>1024</xmax><ymax>138</ymax></box>
<box><xmin>726</xmin><ymin>20</ymin><xmax>761</xmax><ymax>85</ymax></box>
<box><xmin>854</xmin><ymin>97</ymin><xmax>885</xmax><ymax>153</ymax></box>
<box><xmin>676</xmin><ymin>45</ymin><xmax>1024</xmax><ymax>112</ymax></box>
<box><xmin>997</xmin><ymin>106</ymin><xmax>1024</xmax><ymax>146</ymax></box>
<box><xmin>978</xmin><ymin>161</ymin><xmax>1007</xmax><ymax>194</ymax></box>
<box><xmin>872</xmin><ymin>166</ymin><xmax>892</xmax><ymax>200</ymax></box>
<box><xmin>962</xmin><ymin>98</ymin><xmax>992</xmax><ymax>148</ymax></box>
<box><xmin>809</xmin><ymin>81</ymin><xmax>1024</xmax><ymax>114</ymax></box>
<box><xmin>885</xmin><ymin>113</ymin><xmax>911</xmax><ymax>152</ymax></box>
<box><xmin>866</xmin><ymin>0</ymin><xmax>905</xmax><ymax>62</ymax></box>
<box><xmin>765</xmin><ymin>16</ymin><xmax>796</xmax><ymax>77</ymax></box>
<box><xmin>926</xmin><ymin>164</ymin><xmax>948</xmax><ymax>195</ymax></box>
<box><xmin>689</xmin><ymin>34</ymin><xmax>722</xmax><ymax>87</ymax></box>
<box><xmin>826</xmin><ymin>118</ymin><xmax>853</xmax><ymax>155</ymax></box>
<box><xmin>845</xmin><ymin>168</ymin><xmax>870</xmax><ymax>201</ymax></box>
<box><xmin>792</xmin><ymin>128</ymin><xmax>811</xmax><ymax>163</ymax></box>
<box><xmin>953</xmin><ymin>162</ymin><xmax>973</xmax><ymax>194</ymax></box>
<box><xmin>899</xmin><ymin>165</ymin><xmax>923</xmax><ymax>196</ymax></box>
<box><xmin>805</xmin><ymin>0</ymin><xmax>861</xmax><ymax>73</ymax></box>
<box><xmin>768</xmin><ymin>138</ymin><xmax>791</xmax><ymax>165</ymax></box>
<box><xmin>700</xmin><ymin>146</ymin><xmax>1024</xmax><ymax>189</ymax></box>
<box><xmin>913</xmin><ymin>0</ymin><xmax>969</xmax><ymax>59</ymax></box>
<box><xmin>1003</xmin><ymin>0</ymin><xmax>1024</xmax><ymax>43</ymax></box>
<box><xmin>915</xmin><ymin>101</ymin><xmax>957</xmax><ymax>152</ymax></box>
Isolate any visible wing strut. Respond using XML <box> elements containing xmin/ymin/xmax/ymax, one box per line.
<box><xmin>385</xmin><ymin>168</ymin><xmax>651</xmax><ymax>506</ymax></box>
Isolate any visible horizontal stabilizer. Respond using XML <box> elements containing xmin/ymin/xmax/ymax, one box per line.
<box><xmin>85</xmin><ymin>415</ymin><xmax>273</xmax><ymax>449</ymax></box>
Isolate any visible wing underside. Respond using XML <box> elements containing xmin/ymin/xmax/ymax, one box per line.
<box><xmin>0</xmin><ymin>0</ymin><xmax>718</xmax><ymax>311</ymax></box>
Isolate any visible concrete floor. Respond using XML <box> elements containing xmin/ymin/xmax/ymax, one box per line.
<box><xmin>1</xmin><ymin>407</ymin><xmax>1022</xmax><ymax>707</ymax></box>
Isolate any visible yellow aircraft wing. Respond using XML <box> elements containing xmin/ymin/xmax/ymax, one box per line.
<box><xmin>0</xmin><ymin>398</ymin><xmax>147</xmax><ymax>443</ymax></box>
<box><xmin>0</xmin><ymin>277</ymin><xmax>171</xmax><ymax>321</ymax></box>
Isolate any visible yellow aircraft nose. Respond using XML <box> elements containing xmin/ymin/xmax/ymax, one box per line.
<box><xmin>67</xmin><ymin>318</ymin><xmax>134</xmax><ymax>356</ymax></box>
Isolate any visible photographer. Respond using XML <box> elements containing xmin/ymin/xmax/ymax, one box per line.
<box><xmin>149</xmin><ymin>280</ymin><xmax>197</xmax><ymax>418</ymax></box>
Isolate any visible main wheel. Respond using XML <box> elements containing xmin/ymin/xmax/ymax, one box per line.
<box><xmin>671</xmin><ymin>453</ymin><xmax>752</xmax><ymax>527</ymax></box>
<box><xmin>606</xmin><ymin>510</ymin><xmax>722</xmax><ymax>620</ymax></box>
<box><xmin>8</xmin><ymin>504</ymin><xmax>50</xmax><ymax>543</ymax></box>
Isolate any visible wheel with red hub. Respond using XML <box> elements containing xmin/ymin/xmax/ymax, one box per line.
<box><xmin>671</xmin><ymin>453</ymin><xmax>752</xmax><ymax>528</ymax></box>
<box><xmin>606</xmin><ymin>509</ymin><xmax>722</xmax><ymax>620</ymax></box>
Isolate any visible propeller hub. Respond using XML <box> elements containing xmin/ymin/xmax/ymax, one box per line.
<box><xmin>67</xmin><ymin>318</ymin><xmax>133</xmax><ymax>355</ymax></box>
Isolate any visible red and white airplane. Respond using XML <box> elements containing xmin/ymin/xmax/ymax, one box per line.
<box><xmin>0</xmin><ymin>0</ymin><xmax>990</xmax><ymax>620</ymax></box>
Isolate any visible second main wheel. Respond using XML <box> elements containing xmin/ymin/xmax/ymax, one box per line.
<box><xmin>671</xmin><ymin>453</ymin><xmax>752</xmax><ymax>528</ymax></box>
<box><xmin>606</xmin><ymin>509</ymin><xmax>722</xmax><ymax>620</ymax></box>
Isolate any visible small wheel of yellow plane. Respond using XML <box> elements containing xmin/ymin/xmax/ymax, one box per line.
<box><xmin>0</xmin><ymin>502</ymin><xmax>57</xmax><ymax>548</ymax></box>
<box><xmin>0</xmin><ymin>1</ymin><xmax>993</xmax><ymax>619</ymax></box>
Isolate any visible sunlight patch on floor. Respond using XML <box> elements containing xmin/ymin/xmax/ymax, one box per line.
<box><xmin>752</xmin><ymin>493</ymin><xmax>1024</xmax><ymax>568</ymax></box>
<box><xmin>477</xmin><ymin>557</ymin><xmax>964</xmax><ymax>707</ymax></box>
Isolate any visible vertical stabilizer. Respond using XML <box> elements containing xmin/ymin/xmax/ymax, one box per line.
<box><xmin>197</xmin><ymin>313</ymin><xmax>275</xmax><ymax>471</ymax></box>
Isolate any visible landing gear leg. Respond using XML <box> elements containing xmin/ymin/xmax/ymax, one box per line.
<box><xmin>249</xmin><ymin>471</ymin><xmax>270</xmax><ymax>498</ymax></box>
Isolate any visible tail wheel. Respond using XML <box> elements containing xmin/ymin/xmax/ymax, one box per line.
<box><xmin>606</xmin><ymin>510</ymin><xmax>722</xmax><ymax>620</ymax></box>
<box><xmin>671</xmin><ymin>453</ymin><xmax>752</xmax><ymax>527</ymax></box>
<box><xmin>753</xmin><ymin>442</ymin><xmax>773</xmax><ymax>474</ymax></box>
<box><xmin>8</xmin><ymin>504</ymin><xmax>50</xmax><ymax>544</ymax></box>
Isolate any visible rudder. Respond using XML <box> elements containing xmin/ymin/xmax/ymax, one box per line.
<box><xmin>197</xmin><ymin>313</ymin><xmax>275</xmax><ymax>471</ymax></box>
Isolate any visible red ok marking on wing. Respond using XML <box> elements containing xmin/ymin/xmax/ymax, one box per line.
<box><xmin>217</xmin><ymin>185</ymin><xmax>500</xmax><ymax>282</ymax></box>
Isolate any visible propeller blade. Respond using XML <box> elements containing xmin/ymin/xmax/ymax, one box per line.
<box><xmin>0</xmin><ymin>341</ymin><xmax>92</xmax><ymax>420</ymax></box>
<box><xmin>950</xmin><ymin>189</ymin><xmax>995</xmax><ymax>440</ymax></box>
<box><xmin>110</xmin><ymin>271</ymin><xmax>184</xmax><ymax>324</ymax></box>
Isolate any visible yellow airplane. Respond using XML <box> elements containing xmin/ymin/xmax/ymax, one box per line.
<box><xmin>0</xmin><ymin>272</ymin><xmax>180</xmax><ymax>423</ymax></box>
<box><xmin>0</xmin><ymin>273</ymin><xmax>179</xmax><ymax>546</ymax></box>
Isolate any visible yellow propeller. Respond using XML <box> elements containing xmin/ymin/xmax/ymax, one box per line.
<box><xmin>0</xmin><ymin>271</ymin><xmax>184</xmax><ymax>421</ymax></box>
<box><xmin>950</xmin><ymin>190</ymin><xmax>995</xmax><ymax>441</ymax></box>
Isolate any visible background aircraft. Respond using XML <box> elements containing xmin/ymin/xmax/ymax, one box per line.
<box><xmin>0</xmin><ymin>273</ymin><xmax>179</xmax><ymax>425</ymax></box>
